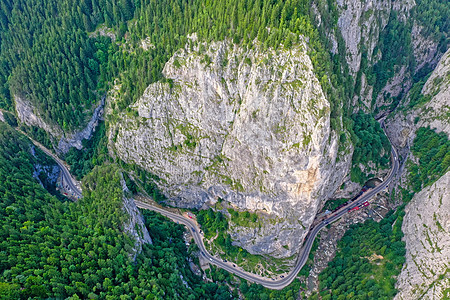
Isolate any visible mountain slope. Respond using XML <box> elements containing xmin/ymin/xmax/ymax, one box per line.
<box><xmin>394</xmin><ymin>172</ymin><xmax>450</xmax><ymax>299</ymax></box>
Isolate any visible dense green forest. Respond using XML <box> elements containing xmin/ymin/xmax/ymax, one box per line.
<box><xmin>315</xmin><ymin>207</ymin><xmax>406</xmax><ymax>300</ymax></box>
<box><xmin>0</xmin><ymin>0</ymin><xmax>130</xmax><ymax>129</ymax></box>
<box><xmin>409</xmin><ymin>127</ymin><xmax>450</xmax><ymax>192</ymax></box>
<box><xmin>349</xmin><ymin>111</ymin><xmax>391</xmax><ymax>184</ymax></box>
<box><xmin>0</xmin><ymin>0</ymin><xmax>445</xmax><ymax>136</ymax></box>
<box><xmin>0</xmin><ymin>124</ymin><xmax>227</xmax><ymax>299</ymax></box>
<box><xmin>0</xmin><ymin>123</ymin><xmax>313</xmax><ymax>299</ymax></box>
<box><xmin>0</xmin><ymin>0</ymin><xmax>345</xmax><ymax>133</ymax></box>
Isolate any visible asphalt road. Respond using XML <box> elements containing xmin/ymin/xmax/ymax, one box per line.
<box><xmin>22</xmin><ymin>131</ymin><xmax>83</xmax><ymax>199</ymax></box>
<box><xmin>29</xmin><ymin>125</ymin><xmax>398</xmax><ymax>289</ymax></box>
<box><xmin>135</xmin><ymin>144</ymin><xmax>399</xmax><ymax>290</ymax></box>
<box><xmin>40</xmin><ymin>146</ymin><xmax>83</xmax><ymax>199</ymax></box>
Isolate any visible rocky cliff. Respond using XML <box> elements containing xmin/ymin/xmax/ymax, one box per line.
<box><xmin>14</xmin><ymin>95</ymin><xmax>105</xmax><ymax>154</ymax></box>
<box><xmin>335</xmin><ymin>0</ymin><xmax>394</xmax><ymax>75</ymax></box>
<box><xmin>323</xmin><ymin>0</ymin><xmax>443</xmax><ymax>112</ymax></box>
<box><xmin>108</xmin><ymin>38</ymin><xmax>352</xmax><ymax>258</ymax></box>
<box><xmin>385</xmin><ymin>48</ymin><xmax>450</xmax><ymax>152</ymax></box>
<box><xmin>394</xmin><ymin>172</ymin><xmax>450</xmax><ymax>300</ymax></box>
<box><xmin>121</xmin><ymin>175</ymin><xmax>152</xmax><ymax>257</ymax></box>
<box><xmin>385</xmin><ymin>48</ymin><xmax>450</xmax><ymax>299</ymax></box>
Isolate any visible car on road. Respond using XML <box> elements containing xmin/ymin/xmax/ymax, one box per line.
<box><xmin>191</xmin><ymin>227</ymin><xmax>195</xmax><ymax>232</ymax></box>
<box><xmin>233</xmin><ymin>264</ymin><xmax>236</xmax><ymax>267</ymax></box>
<box><xmin>223</xmin><ymin>259</ymin><xmax>227</xmax><ymax>262</ymax></box>
<box><xmin>280</xmin><ymin>275</ymin><xmax>284</xmax><ymax>278</ymax></box>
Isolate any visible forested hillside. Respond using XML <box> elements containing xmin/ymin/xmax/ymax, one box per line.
<box><xmin>409</xmin><ymin>127</ymin><xmax>450</xmax><ymax>192</ymax></box>
<box><xmin>0</xmin><ymin>124</ymin><xmax>226</xmax><ymax>299</ymax></box>
<box><xmin>0</xmin><ymin>0</ymin><xmax>347</xmax><ymax>133</ymax></box>
<box><xmin>0</xmin><ymin>0</ymin><xmax>134</xmax><ymax>129</ymax></box>
<box><xmin>316</xmin><ymin>208</ymin><xmax>406</xmax><ymax>299</ymax></box>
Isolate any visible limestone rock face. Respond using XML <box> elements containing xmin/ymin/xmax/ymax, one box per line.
<box><xmin>394</xmin><ymin>172</ymin><xmax>450</xmax><ymax>300</ymax></box>
<box><xmin>109</xmin><ymin>39</ymin><xmax>351</xmax><ymax>257</ymax></box>
<box><xmin>385</xmin><ymin>48</ymin><xmax>450</xmax><ymax>153</ymax></box>
<box><xmin>385</xmin><ymin>47</ymin><xmax>450</xmax><ymax>300</ymax></box>
<box><xmin>121</xmin><ymin>175</ymin><xmax>152</xmax><ymax>257</ymax></box>
<box><xmin>336</xmin><ymin>0</ymin><xmax>392</xmax><ymax>75</ymax></box>
<box><xmin>15</xmin><ymin>95</ymin><xmax>63</xmax><ymax>137</ymax></box>
<box><xmin>14</xmin><ymin>95</ymin><xmax>105</xmax><ymax>154</ymax></box>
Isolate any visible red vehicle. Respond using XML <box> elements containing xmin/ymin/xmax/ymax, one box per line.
<box><xmin>349</xmin><ymin>206</ymin><xmax>360</xmax><ymax>212</ymax></box>
<box><xmin>362</xmin><ymin>201</ymin><xmax>370</xmax><ymax>207</ymax></box>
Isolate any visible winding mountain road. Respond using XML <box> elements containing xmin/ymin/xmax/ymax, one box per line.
<box><xmin>38</xmin><ymin>144</ymin><xmax>83</xmax><ymax>199</ymax></box>
<box><xmin>34</xmin><ymin>125</ymin><xmax>399</xmax><ymax>289</ymax></box>
<box><xmin>135</xmin><ymin>143</ymin><xmax>399</xmax><ymax>289</ymax></box>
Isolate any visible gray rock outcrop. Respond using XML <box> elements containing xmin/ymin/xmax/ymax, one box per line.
<box><xmin>385</xmin><ymin>48</ymin><xmax>450</xmax><ymax>153</ymax></box>
<box><xmin>121</xmin><ymin>175</ymin><xmax>152</xmax><ymax>257</ymax></box>
<box><xmin>109</xmin><ymin>39</ymin><xmax>352</xmax><ymax>258</ymax></box>
<box><xmin>394</xmin><ymin>172</ymin><xmax>450</xmax><ymax>300</ymax></box>
<box><xmin>14</xmin><ymin>95</ymin><xmax>105</xmax><ymax>154</ymax></box>
<box><xmin>385</xmin><ymin>48</ymin><xmax>450</xmax><ymax>299</ymax></box>
<box><xmin>336</xmin><ymin>0</ymin><xmax>393</xmax><ymax>75</ymax></box>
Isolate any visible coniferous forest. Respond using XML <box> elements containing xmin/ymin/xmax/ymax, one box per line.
<box><xmin>0</xmin><ymin>0</ymin><xmax>448</xmax><ymax>299</ymax></box>
<box><xmin>0</xmin><ymin>123</ymin><xmax>228</xmax><ymax>299</ymax></box>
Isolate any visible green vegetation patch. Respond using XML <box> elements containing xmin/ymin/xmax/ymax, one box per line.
<box><xmin>118</xmin><ymin>160</ymin><xmax>168</xmax><ymax>204</ymax></box>
<box><xmin>322</xmin><ymin>198</ymin><xmax>348</xmax><ymax>212</ymax></box>
<box><xmin>350</xmin><ymin>111</ymin><xmax>391</xmax><ymax>184</ymax></box>
<box><xmin>317</xmin><ymin>207</ymin><xmax>406</xmax><ymax>299</ymax></box>
<box><xmin>1</xmin><ymin>111</ymin><xmax>17</xmax><ymax>127</ymax></box>
<box><xmin>407</xmin><ymin>79</ymin><xmax>433</xmax><ymax>108</ymax></box>
<box><xmin>0</xmin><ymin>0</ymin><xmax>119</xmax><ymax>129</ymax></box>
<box><xmin>0</xmin><ymin>125</ymin><xmax>223</xmax><ymax>298</ymax></box>
<box><xmin>140</xmin><ymin>210</ymin><xmax>228</xmax><ymax>299</ymax></box>
<box><xmin>414</xmin><ymin>0</ymin><xmax>449</xmax><ymax>51</ymax></box>
<box><xmin>228</xmin><ymin>207</ymin><xmax>259</xmax><ymax>227</ymax></box>
<box><xmin>239</xmin><ymin>278</ymin><xmax>302</xmax><ymax>300</ymax></box>
<box><xmin>409</xmin><ymin>127</ymin><xmax>450</xmax><ymax>192</ymax></box>
<box><xmin>19</xmin><ymin>124</ymin><xmax>53</xmax><ymax>150</ymax></box>
<box><xmin>197</xmin><ymin>208</ymin><xmax>288</xmax><ymax>275</ymax></box>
